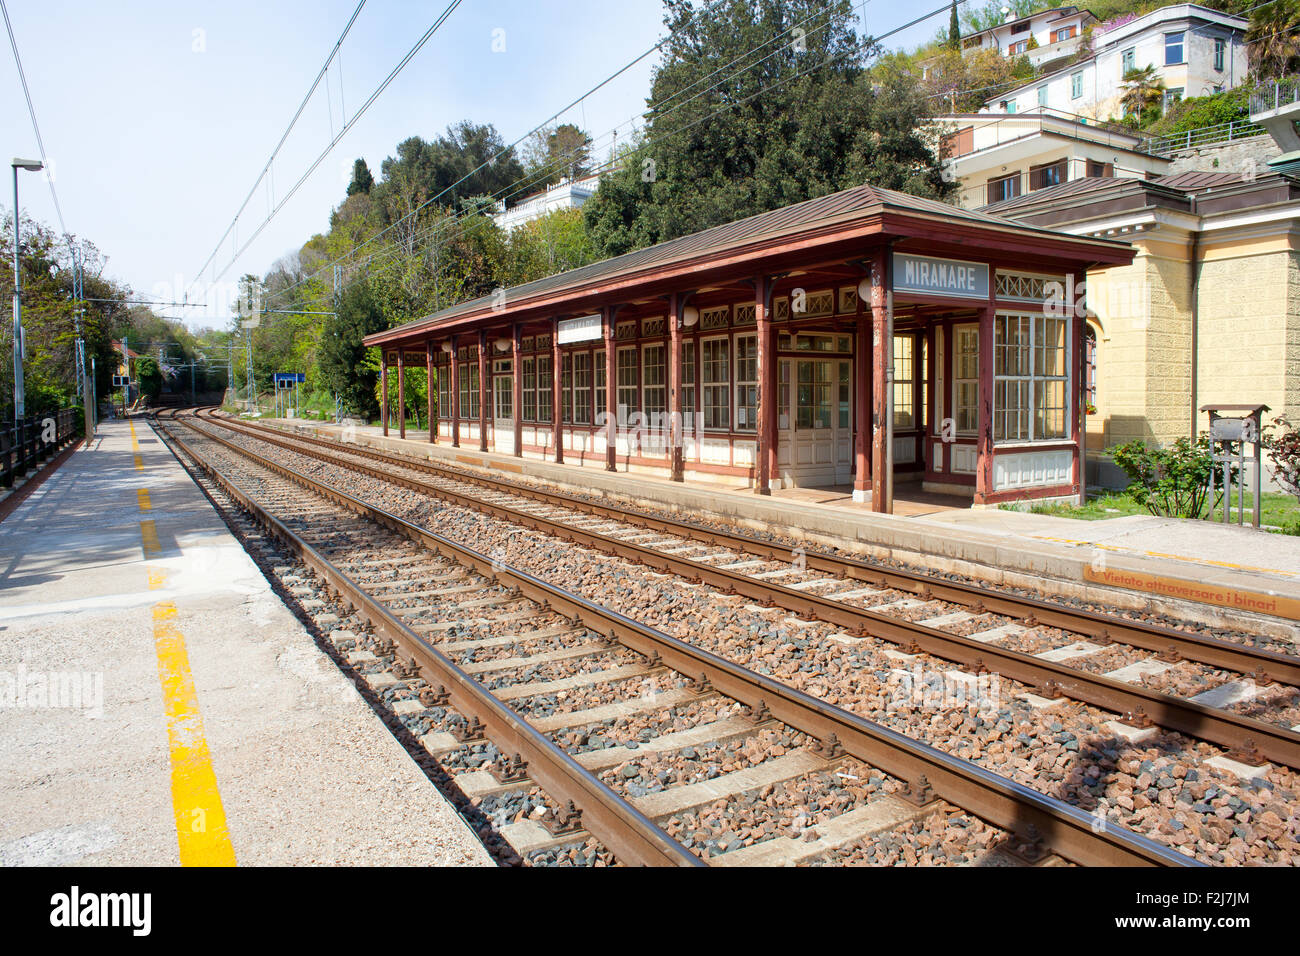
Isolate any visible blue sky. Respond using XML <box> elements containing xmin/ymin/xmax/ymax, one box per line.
<box><xmin>1</xmin><ymin>1</ymin><xmax>944</xmax><ymax>329</ymax></box>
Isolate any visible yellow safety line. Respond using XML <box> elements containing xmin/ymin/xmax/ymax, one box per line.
<box><xmin>129</xmin><ymin>419</ymin><xmax>143</xmax><ymax>470</ymax></box>
<box><xmin>1030</xmin><ymin>533</ymin><xmax>1298</xmax><ymax>579</ymax></box>
<box><xmin>152</xmin><ymin>602</ymin><xmax>236</xmax><ymax>867</ymax></box>
<box><xmin>131</xmin><ymin>422</ymin><xmax>236</xmax><ymax>865</ymax></box>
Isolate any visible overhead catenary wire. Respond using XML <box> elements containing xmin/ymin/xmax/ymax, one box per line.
<box><xmin>1</xmin><ymin>0</ymin><xmax>70</xmax><ymax>241</ymax></box>
<box><xmin>264</xmin><ymin>0</ymin><xmax>933</xmax><ymax>309</ymax></box>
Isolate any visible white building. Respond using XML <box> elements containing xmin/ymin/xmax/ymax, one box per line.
<box><xmin>934</xmin><ymin>107</ymin><xmax>1170</xmax><ymax>208</ymax></box>
<box><xmin>492</xmin><ymin>174</ymin><xmax>601</xmax><ymax>233</ymax></box>
<box><xmin>982</xmin><ymin>4</ymin><xmax>1248</xmax><ymax>121</ymax></box>
<box><xmin>960</xmin><ymin>5</ymin><xmax>1097</xmax><ymax>69</ymax></box>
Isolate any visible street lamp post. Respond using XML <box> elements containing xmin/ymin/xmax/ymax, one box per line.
<box><xmin>11</xmin><ymin>158</ymin><xmax>42</xmax><ymax>431</ymax></box>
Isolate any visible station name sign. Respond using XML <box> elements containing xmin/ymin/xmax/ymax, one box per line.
<box><xmin>557</xmin><ymin>314</ymin><xmax>602</xmax><ymax>344</ymax></box>
<box><xmin>892</xmin><ymin>253</ymin><xmax>988</xmax><ymax>299</ymax></box>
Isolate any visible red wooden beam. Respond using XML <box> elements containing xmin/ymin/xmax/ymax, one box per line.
<box><xmin>853</xmin><ymin>275</ymin><xmax>870</xmax><ymax>502</ymax></box>
<box><xmin>512</xmin><ymin>324</ymin><xmax>523</xmax><ymax>458</ymax></box>
<box><xmin>478</xmin><ymin>330</ymin><xmax>488</xmax><ymax>452</ymax></box>
<box><xmin>381</xmin><ymin>358</ymin><xmax>389</xmax><ymax>437</ymax></box>
<box><xmin>975</xmin><ymin>304</ymin><xmax>995</xmax><ymax>505</ymax></box>
<box><xmin>552</xmin><ymin>318</ymin><xmax>563</xmax><ymax>464</ymax></box>
<box><xmin>604</xmin><ymin>307</ymin><xmax>616</xmax><ymax>472</ymax></box>
<box><xmin>450</xmin><ymin>334</ymin><xmax>460</xmax><ymax>448</ymax></box>
<box><xmin>397</xmin><ymin>349</ymin><xmax>406</xmax><ymax>440</ymax></box>
<box><xmin>870</xmin><ymin>250</ymin><xmax>888</xmax><ymax>512</ymax></box>
<box><xmin>669</xmin><ymin>294</ymin><xmax>684</xmax><ymax>482</ymax></box>
<box><xmin>431</xmin><ymin>340</ymin><xmax>441</xmax><ymax>444</ymax></box>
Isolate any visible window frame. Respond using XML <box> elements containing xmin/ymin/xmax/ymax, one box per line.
<box><xmin>1214</xmin><ymin>37</ymin><xmax>1225</xmax><ymax>72</ymax></box>
<box><xmin>1071</xmin><ymin>71</ymin><xmax>1083</xmax><ymax>99</ymax></box>
<box><xmin>1164</xmin><ymin>31</ymin><xmax>1184</xmax><ymax>66</ymax></box>
<box><xmin>536</xmin><ymin>354</ymin><xmax>553</xmax><ymax>424</ymax></box>
<box><xmin>572</xmin><ymin>350</ymin><xmax>592</xmax><ymax>426</ymax></box>
<box><xmin>700</xmin><ymin>335</ymin><xmax>731</xmax><ymax>432</ymax></box>
<box><xmin>993</xmin><ymin>311</ymin><xmax>1071</xmax><ymax>445</ymax></box>
<box><xmin>493</xmin><ymin>357</ymin><xmax>513</xmax><ymax>421</ymax></box>
<box><xmin>616</xmin><ymin>345</ymin><xmax>639</xmax><ymax>424</ymax></box>
<box><xmin>952</xmin><ymin>324</ymin><xmax>979</xmax><ymax>437</ymax></box>
<box><xmin>733</xmin><ymin>334</ymin><xmax>758</xmax><ymax>432</ymax></box>
<box><xmin>1120</xmin><ymin>47</ymin><xmax>1135</xmax><ymax>75</ymax></box>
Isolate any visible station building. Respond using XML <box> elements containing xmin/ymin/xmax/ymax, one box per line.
<box><xmin>981</xmin><ymin>170</ymin><xmax>1300</xmax><ymax>485</ymax></box>
<box><xmin>364</xmin><ymin>184</ymin><xmax>1134</xmax><ymax>512</ymax></box>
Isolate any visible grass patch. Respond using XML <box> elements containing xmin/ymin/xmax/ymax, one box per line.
<box><xmin>1003</xmin><ymin>490</ymin><xmax>1300</xmax><ymax>534</ymax></box>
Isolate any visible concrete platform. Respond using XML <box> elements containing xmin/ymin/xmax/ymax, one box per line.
<box><xmin>0</xmin><ymin>418</ymin><xmax>492</xmax><ymax>867</ymax></box>
<box><xmin>275</xmin><ymin>419</ymin><xmax>1300</xmax><ymax>637</ymax></box>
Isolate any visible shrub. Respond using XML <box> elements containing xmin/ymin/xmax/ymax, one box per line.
<box><xmin>1263</xmin><ymin>416</ymin><xmax>1300</xmax><ymax>500</ymax></box>
<box><xmin>1110</xmin><ymin>436</ymin><xmax>1223</xmax><ymax>518</ymax></box>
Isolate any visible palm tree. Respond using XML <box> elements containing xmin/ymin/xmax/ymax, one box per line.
<box><xmin>1120</xmin><ymin>65</ymin><xmax>1166</xmax><ymax>123</ymax></box>
<box><xmin>1247</xmin><ymin>0</ymin><xmax>1300</xmax><ymax>80</ymax></box>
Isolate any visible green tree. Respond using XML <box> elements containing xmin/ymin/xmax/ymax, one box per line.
<box><xmin>1120</xmin><ymin>64</ymin><xmax>1166</xmax><ymax>125</ymax></box>
<box><xmin>947</xmin><ymin>1</ymin><xmax>960</xmax><ymax>50</ymax></box>
<box><xmin>523</xmin><ymin>124</ymin><xmax>595</xmax><ymax>188</ymax></box>
<box><xmin>1247</xmin><ymin>0</ymin><xmax>1300</xmax><ymax>79</ymax></box>
<box><xmin>346</xmin><ymin>158</ymin><xmax>375</xmax><ymax>196</ymax></box>
<box><xmin>584</xmin><ymin>0</ymin><xmax>953</xmax><ymax>258</ymax></box>
<box><xmin>321</xmin><ymin>281</ymin><xmax>386</xmax><ymax>419</ymax></box>
<box><xmin>135</xmin><ymin>356</ymin><xmax>162</xmax><ymax>402</ymax></box>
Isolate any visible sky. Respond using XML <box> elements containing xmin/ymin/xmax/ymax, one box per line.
<box><xmin>0</xmin><ymin>0</ymin><xmax>945</xmax><ymax>330</ymax></box>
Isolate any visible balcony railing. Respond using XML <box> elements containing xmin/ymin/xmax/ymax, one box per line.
<box><xmin>1250</xmin><ymin>76</ymin><xmax>1300</xmax><ymax>116</ymax></box>
<box><xmin>1139</xmin><ymin>119</ymin><xmax>1267</xmax><ymax>157</ymax></box>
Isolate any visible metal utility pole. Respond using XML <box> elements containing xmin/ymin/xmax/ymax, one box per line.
<box><xmin>12</xmin><ymin>158</ymin><xmax>43</xmax><ymax>427</ymax></box>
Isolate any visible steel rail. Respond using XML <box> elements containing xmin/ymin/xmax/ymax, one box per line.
<box><xmin>229</xmin><ymin>415</ymin><xmax>1300</xmax><ymax>686</ymax></box>
<box><xmin>198</xmin><ymin>414</ymin><xmax>1300</xmax><ymax>771</ymax></box>
<box><xmin>157</xmin><ymin>420</ymin><xmax>702</xmax><ymax>868</ymax></box>
<box><xmin>170</xmin><ymin>414</ymin><xmax>1195</xmax><ymax>867</ymax></box>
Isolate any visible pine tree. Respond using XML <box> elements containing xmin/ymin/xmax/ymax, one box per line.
<box><xmin>948</xmin><ymin>1</ymin><xmax>960</xmax><ymax>50</ymax></box>
<box><xmin>346</xmin><ymin>158</ymin><xmax>375</xmax><ymax>196</ymax></box>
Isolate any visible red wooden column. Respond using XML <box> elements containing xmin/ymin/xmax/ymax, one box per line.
<box><xmin>755</xmin><ymin>275</ymin><xmax>774</xmax><ymax>495</ymax></box>
<box><xmin>669</xmin><ymin>294</ymin><xmax>684</xmax><ymax>482</ymax></box>
<box><xmin>853</xmin><ymin>277</ymin><xmax>870</xmax><ymax>503</ymax></box>
<box><xmin>604</xmin><ymin>308</ymin><xmax>617</xmax><ymax>471</ymax></box>
<box><xmin>870</xmin><ymin>251</ymin><xmax>889</xmax><ymax>512</ymax></box>
<box><xmin>450</xmin><ymin>335</ymin><xmax>460</xmax><ymax>448</ymax></box>
<box><xmin>397</xmin><ymin>348</ymin><xmax>406</xmax><ymax>439</ymax></box>
<box><xmin>1071</xmin><ymin>269</ymin><xmax>1087</xmax><ymax>505</ymax></box>
<box><xmin>426</xmin><ymin>340</ymin><xmax>436</xmax><ymax>443</ymax></box>
<box><xmin>552</xmin><ymin>319</ymin><xmax>564</xmax><ymax>464</ymax></box>
<box><xmin>974</xmin><ymin>304</ymin><xmax>995</xmax><ymax>505</ymax></box>
<box><xmin>512</xmin><ymin>324</ymin><xmax>523</xmax><ymax>457</ymax></box>
<box><xmin>477</xmin><ymin>330</ymin><xmax>489</xmax><ymax>452</ymax></box>
<box><xmin>381</xmin><ymin>357</ymin><xmax>389</xmax><ymax>436</ymax></box>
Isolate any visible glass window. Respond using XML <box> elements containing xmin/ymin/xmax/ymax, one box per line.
<box><xmin>1214</xmin><ymin>37</ymin><xmax>1225</xmax><ymax>72</ymax></box>
<box><xmin>1037</xmin><ymin>85</ymin><xmax>1048</xmax><ymax>107</ymax></box>
<box><xmin>594</xmin><ymin>349</ymin><xmax>606</xmax><ymax>421</ymax></box>
<box><xmin>616</xmin><ymin>347</ymin><xmax>638</xmax><ymax>420</ymax></box>
<box><xmin>437</xmin><ymin>360</ymin><xmax>449</xmax><ymax>420</ymax></box>
<box><xmin>795</xmin><ymin>361</ymin><xmax>832</xmax><ymax>429</ymax></box>
<box><xmin>1071</xmin><ymin>71</ymin><xmax>1083</xmax><ymax>99</ymax></box>
<box><xmin>838</xmin><ymin>361</ymin><xmax>850</xmax><ymax>430</ymax></box>
<box><xmin>1084</xmin><ymin>325</ymin><xmax>1097</xmax><ymax>408</ymax></box>
<box><xmin>1121</xmin><ymin>47</ymin><xmax>1135</xmax><ymax>74</ymax></box>
<box><xmin>954</xmin><ymin>326</ymin><xmax>979</xmax><ymax>435</ymax></box>
<box><xmin>1163</xmin><ymin>87</ymin><xmax>1183</xmax><ymax>113</ymax></box>
<box><xmin>536</xmin><ymin>355</ymin><xmax>553</xmax><ymax>423</ymax></box>
<box><xmin>1165</xmin><ymin>32</ymin><xmax>1184</xmax><ymax>65</ymax></box>
<box><xmin>702</xmin><ymin>338</ymin><xmax>730</xmax><ymax>431</ymax></box>
<box><xmin>642</xmin><ymin>344</ymin><xmax>666</xmax><ymax>420</ymax></box>
<box><xmin>680</xmin><ymin>340</ymin><xmax>696</xmax><ymax>422</ymax></box>
<box><xmin>561</xmin><ymin>354</ymin><xmax>572</xmax><ymax>424</ymax></box>
<box><xmin>893</xmin><ymin>335</ymin><xmax>915</xmax><ymax>429</ymax></box>
<box><xmin>734</xmin><ymin>335</ymin><xmax>758</xmax><ymax>431</ymax></box>
<box><xmin>987</xmin><ymin>173</ymin><xmax>1020</xmax><ymax>204</ymax></box>
<box><xmin>573</xmin><ymin>351</ymin><xmax>592</xmax><ymax>425</ymax></box>
<box><xmin>458</xmin><ymin>360</ymin><xmax>480</xmax><ymax>420</ymax></box>
<box><xmin>994</xmin><ymin>313</ymin><xmax>1067</xmax><ymax>443</ymax></box>
<box><xmin>494</xmin><ymin>359</ymin><xmax>513</xmax><ymax>421</ymax></box>
<box><xmin>522</xmin><ymin>356</ymin><xmax>536</xmax><ymax>422</ymax></box>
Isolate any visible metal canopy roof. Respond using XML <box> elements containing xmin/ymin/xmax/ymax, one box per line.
<box><xmin>368</xmin><ymin>181</ymin><xmax>1132</xmax><ymax>348</ymax></box>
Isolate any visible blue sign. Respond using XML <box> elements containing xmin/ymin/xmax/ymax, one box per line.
<box><xmin>274</xmin><ymin>372</ymin><xmax>305</xmax><ymax>383</ymax></box>
<box><xmin>892</xmin><ymin>253</ymin><xmax>989</xmax><ymax>299</ymax></box>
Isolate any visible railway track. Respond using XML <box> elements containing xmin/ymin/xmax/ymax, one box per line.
<box><xmin>154</xmin><ymin>409</ymin><xmax>1193</xmax><ymax>867</ymax></box>
<box><xmin>192</xmin><ymin>409</ymin><xmax>1300</xmax><ymax>774</ymax></box>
